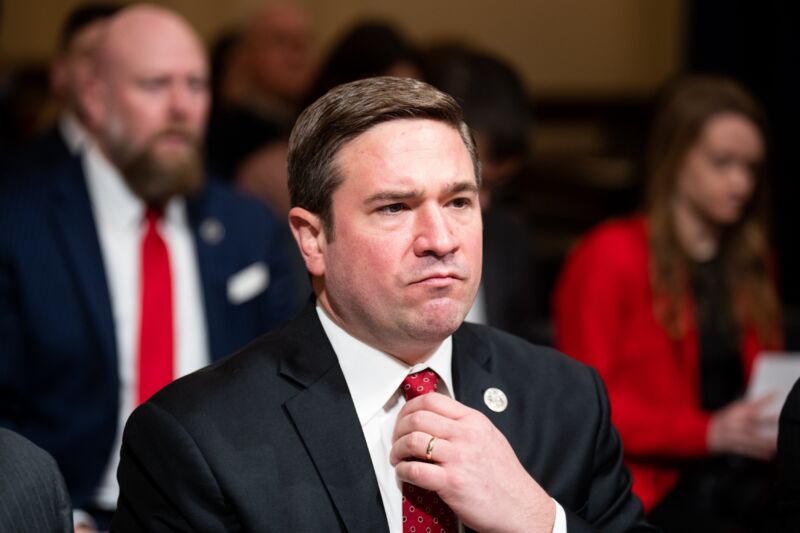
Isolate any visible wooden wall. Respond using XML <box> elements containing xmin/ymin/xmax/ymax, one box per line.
<box><xmin>1</xmin><ymin>0</ymin><xmax>684</xmax><ymax>96</ymax></box>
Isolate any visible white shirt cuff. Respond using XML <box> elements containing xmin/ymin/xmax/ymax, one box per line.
<box><xmin>552</xmin><ymin>498</ymin><xmax>567</xmax><ymax>533</ymax></box>
<box><xmin>73</xmin><ymin>508</ymin><xmax>97</xmax><ymax>530</ymax></box>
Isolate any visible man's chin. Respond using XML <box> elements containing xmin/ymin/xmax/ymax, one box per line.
<box><xmin>411</xmin><ymin>299</ymin><xmax>469</xmax><ymax>337</ymax></box>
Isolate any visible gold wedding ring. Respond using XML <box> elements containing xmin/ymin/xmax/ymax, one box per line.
<box><xmin>425</xmin><ymin>436</ymin><xmax>437</xmax><ymax>461</ymax></box>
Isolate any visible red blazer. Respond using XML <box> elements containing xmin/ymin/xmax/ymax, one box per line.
<box><xmin>553</xmin><ymin>216</ymin><xmax>770</xmax><ymax>511</ymax></box>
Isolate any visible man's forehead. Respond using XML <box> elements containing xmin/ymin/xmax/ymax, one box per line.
<box><xmin>101</xmin><ymin>9</ymin><xmax>206</xmax><ymax>76</ymax></box>
<box><xmin>332</xmin><ymin>118</ymin><xmax>477</xmax><ymax>190</ymax></box>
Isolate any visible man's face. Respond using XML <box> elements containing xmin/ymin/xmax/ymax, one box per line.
<box><xmin>94</xmin><ymin>16</ymin><xmax>210</xmax><ymax>204</ymax></box>
<box><xmin>317</xmin><ymin>118</ymin><xmax>482</xmax><ymax>361</ymax></box>
<box><xmin>247</xmin><ymin>7</ymin><xmax>313</xmax><ymax>103</ymax></box>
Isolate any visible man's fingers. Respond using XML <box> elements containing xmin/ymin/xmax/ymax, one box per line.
<box><xmin>392</xmin><ymin>408</ymin><xmax>456</xmax><ymax>443</ymax></box>
<box><xmin>390</xmin><ymin>432</ymin><xmax>451</xmax><ymax>466</ymax></box>
<box><xmin>398</xmin><ymin>392</ymin><xmax>471</xmax><ymax>421</ymax></box>
<box><xmin>395</xmin><ymin>459</ymin><xmax>447</xmax><ymax>493</ymax></box>
<box><xmin>749</xmin><ymin>392</ymin><xmax>777</xmax><ymax>408</ymax></box>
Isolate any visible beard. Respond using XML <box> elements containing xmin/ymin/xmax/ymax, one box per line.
<box><xmin>107</xmin><ymin>127</ymin><xmax>205</xmax><ymax>206</ymax></box>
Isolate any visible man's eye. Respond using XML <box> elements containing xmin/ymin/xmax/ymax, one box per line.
<box><xmin>378</xmin><ymin>203</ymin><xmax>406</xmax><ymax>214</ymax></box>
<box><xmin>450</xmin><ymin>197</ymin><xmax>472</xmax><ymax>208</ymax></box>
<box><xmin>138</xmin><ymin>79</ymin><xmax>168</xmax><ymax>91</ymax></box>
<box><xmin>188</xmin><ymin>78</ymin><xmax>208</xmax><ymax>93</ymax></box>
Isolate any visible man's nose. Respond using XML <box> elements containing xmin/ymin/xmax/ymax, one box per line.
<box><xmin>413</xmin><ymin>205</ymin><xmax>458</xmax><ymax>258</ymax></box>
<box><xmin>167</xmin><ymin>83</ymin><xmax>195</xmax><ymax>120</ymax></box>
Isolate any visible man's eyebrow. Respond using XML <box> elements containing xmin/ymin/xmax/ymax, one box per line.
<box><xmin>364</xmin><ymin>190</ymin><xmax>422</xmax><ymax>204</ymax></box>
<box><xmin>363</xmin><ymin>181</ymin><xmax>479</xmax><ymax>205</ymax></box>
<box><xmin>448</xmin><ymin>181</ymin><xmax>480</xmax><ymax>195</ymax></box>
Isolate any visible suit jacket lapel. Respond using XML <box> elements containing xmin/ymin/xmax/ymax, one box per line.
<box><xmin>186</xmin><ymin>187</ymin><xmax>228</xmax><ymax>360</ymax></box>
<box><xmin>51</xmin><ymin>159</ymin><xmax>116</xmax><ymax>364</ymax></box>
<box><xmin>452</xmin><ymin>325</ymin><xmax>517</xmax><ymax>439</ymax></box>
<box><xmin>281</xmin><ymin>306</ymin><xmax>389</xmax><ymax>533</ymax></box>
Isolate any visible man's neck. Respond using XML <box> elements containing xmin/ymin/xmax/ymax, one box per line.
<box><xmin>315</xmin><ymin>294</ymin><xmax>443</xmax><ymax>366</ymax></box>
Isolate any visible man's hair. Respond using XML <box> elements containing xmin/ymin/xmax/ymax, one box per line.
<box><xmin>288</xmin><ymin>76</ymin><xmax>480</xmax><ymax>238</ymax></box>
<box><xmin>58</xmin><ymin>3</ymin><xmax>119</xmax><ymax>52</ymax></box>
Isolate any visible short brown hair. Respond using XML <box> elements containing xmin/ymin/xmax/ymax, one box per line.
<box><xmin>288</xmin><ymin>76</ymin><xmax>480</xmax><ymax>237</ymax></box>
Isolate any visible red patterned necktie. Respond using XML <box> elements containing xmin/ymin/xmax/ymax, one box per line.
<box><xmin>400</xmin><ymin>369</ymin><xmax>457</xmax><ymax>533</ymax></box>
<box><xmin>137</xmin><ymin>207</ymin><xmax>174</xmax><ymax>404</ymax></box>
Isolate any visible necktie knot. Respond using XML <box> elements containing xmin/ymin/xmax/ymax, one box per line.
<box><xmin>400</xmin><ymin>369</ymin><xmax>439</xmax><ymax>401</ymax></box>
<box><xmin>144</xmin><ymin>206</ymin><xmax>163</xmax><ymax>228</ymax></box>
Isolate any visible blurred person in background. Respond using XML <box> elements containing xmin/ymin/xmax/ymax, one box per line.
<box><xmin>2</xmin><ymin>3</ymin><xmax>119</xmax><ymax>178</ymax></box>
<box><xmin>48</xmin><ymin>4</ymin><xmax>119</xmax><ymax>157</ymax></box>
<box><xmin>554</xmin><ymin>75</ymin><xmax>782</xmax><ymax>531</ymax></box>
<box><xmin>424</xmin><ymin>45</ymin><xmax>542</xmax><ymax>342</ymax></box>
<box><xmin>0</xmin><ymin>5</ymin><xmax>296</xmax><ymax>530</ymax></box>
<box><xmin>304</xmin><ymin>19</ymin><xmax>421</xmax><ymax>105</ymax></box>
<box><xmin>237</xmin><ymin>3</ymin><xmax>314</xmax><ymax>131</ymax></box>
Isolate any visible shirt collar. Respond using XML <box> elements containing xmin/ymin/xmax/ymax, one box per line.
<box><xmin>83</xmin><ymin>141</ymin><xmax>187</xmax><ymax>231</ymax></box>
<box><xmin>316</xmin><ymin>303</ymin><xmax>454</xmax><ymax>427</ymax></box>
<box><xmin>59</xmin><ymin>111</ymin><xmax>91</xmax><ymax>154</ymax></box>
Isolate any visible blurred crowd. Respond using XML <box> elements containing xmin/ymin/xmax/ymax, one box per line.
<box><xmin>0</xmin><ymin>2</ymin><xmax>798</xmax><ymax>532</ymax></box>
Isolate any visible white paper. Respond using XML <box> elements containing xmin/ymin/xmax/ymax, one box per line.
<box><xmin>746</xmin><ymin>352</ymin><xmax>800</xmax><ymax>438</ymax></box>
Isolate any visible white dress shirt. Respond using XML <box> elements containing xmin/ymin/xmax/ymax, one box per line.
<box><xmin>316</xmin><ymin>304</ymin><xmax>566</xmax><ymax>533</ymax></box>
<box><xmin>58</xmin><ymin>111</ymin><xmax>91</xmax><ymax>155</ymax></box>
<box><xmin>83</xmin><ymin>142</ymin><xmax>210</xmax><ymax>509</ymax></box>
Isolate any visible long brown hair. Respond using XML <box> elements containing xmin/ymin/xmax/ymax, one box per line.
<box><xmin>644</xmin><ymin>75</ymin><xmax>780</xmax><ymax>344</ymax></box>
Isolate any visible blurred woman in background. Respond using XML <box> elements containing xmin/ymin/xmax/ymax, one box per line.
<box><xmin>554</xmin><ymin>75</ymin><xmax>782</xmax><ymax>531</ymax></box>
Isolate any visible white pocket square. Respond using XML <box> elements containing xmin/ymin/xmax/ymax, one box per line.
<box><xmin>227</xmin><ymin>262</ymin><xmax>270</xmax><ymax>305</ymax></box>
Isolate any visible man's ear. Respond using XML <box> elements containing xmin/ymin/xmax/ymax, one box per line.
<box><xmin>79</xmin><ymin>72</ymin><xmax>106</xmax><ymax>133</ymax></box>
<box><xmin>288</xmin><ymin>206</ymin><xmax>326</xmax><ymax>277</ymax></box>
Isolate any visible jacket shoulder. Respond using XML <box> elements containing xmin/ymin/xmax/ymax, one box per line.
<box><xmin>459</xmin><ymin>323</ymin><xmax>599</xmax><ymax>388</ymax></box>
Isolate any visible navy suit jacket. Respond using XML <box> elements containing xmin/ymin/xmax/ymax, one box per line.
<box><xmin>0</xmin><ymin>124</ymin><xmax>72</xmax><ymax>182</ymax></box>
<box><xmin>0</xmin><ymin>155</ymin><xmax>298</xmax><ymax>510</ymax></box>
<box><xmin>113</xmin><ymin>302</ymin><xmax>655</xmax><ymax>532</ymax></box>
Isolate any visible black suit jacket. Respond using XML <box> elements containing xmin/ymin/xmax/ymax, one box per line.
<box><xmin>0</xmin><ymin>428</ymin><xmax>72</xmax><ymax>532</ymax></box>
<box><xmin>767</xmin><ymin>377</ymin><xmax>800</xmax><ymax>531</ymax></box>
<box><xmin>113</xmin><ymin>303</ymin><xmax>654</xmax><ymax>532</ymax></box>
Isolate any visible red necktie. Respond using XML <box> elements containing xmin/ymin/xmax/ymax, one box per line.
<box><xmin>400</xmin><ymin>370</ymin><xmax>457</xmax><ymax>533</ymax></box>
<box><xmin>137</xmin><ymin>207</ymin><xmax>174</xmax><ymax>404</ymax></box>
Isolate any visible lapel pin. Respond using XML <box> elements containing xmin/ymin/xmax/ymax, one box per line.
<box><xmin>483</xmin><ymin>387</ymin><xmax>508</xmax><ymax>413</ymax></box>
<box><xmin>200</xmin><ymin>217</ymin><xmax>225</xmax><ymax>245</ymax></box>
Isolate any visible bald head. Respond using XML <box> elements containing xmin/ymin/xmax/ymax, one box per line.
<box><xmin>82</xmin><ymin>5</ymin><xmax>210</xmax><ymax>205</ymax></box>
<box><xmin>95</xmin><ymin>5</ymin><xmax>205</xmax><ymax>77</ymax></box>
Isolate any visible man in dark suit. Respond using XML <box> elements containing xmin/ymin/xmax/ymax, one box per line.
<box><xmin>113</xmin><ymin>76</ymin><xmax>654</xmax><ymax>532</ymax></box>
<box><xmin>1</xmin><ymin>4</ymin><xmax>119</xmax><ymax>180</ymax></box>
<box><xmin>0</xmin><ymin>5</ymin><xmax>296</xmax><ymax>530</ymax></box>
<box><xmin>766</xmin><ymin>377</ymin><xmax>800</xmax><ymax>530</ymax></box>
<box><xmin>0</xmin><ymin>428</ymin><xmax>72</xmax><ymax>532</ymax></box>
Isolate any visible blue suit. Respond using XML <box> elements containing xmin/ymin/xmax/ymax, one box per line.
<box><xmin>0</xmin><ymin>155</ymin><xmax>300</xmax><ymax>510</ymax></box>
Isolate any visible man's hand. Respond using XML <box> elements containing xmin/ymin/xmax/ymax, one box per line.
<box><xmin>391</xmin><ymin>393</ymin><xmax>555</xmax><ymax>533</ymax></box>
<box><xmin>707</xmin><ymin>394</ymin><xmax>778</xmax><ymax>460</ymax></box>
